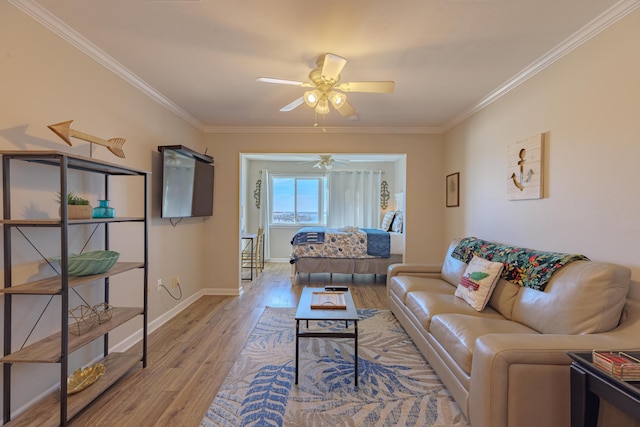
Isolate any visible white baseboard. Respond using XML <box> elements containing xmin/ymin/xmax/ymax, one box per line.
<box><xmin>111</xmin><ymin>286</ymin><xmax>242</xmax><ymax>353</ymax></box>
<box><xmin>199</xmin><ymin>287</ymin><xmax>243</xmax><ymax>296</ymax></box>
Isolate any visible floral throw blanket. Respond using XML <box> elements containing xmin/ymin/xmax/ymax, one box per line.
<box><xmin>451</xmin><ymin>237</ymin><xmax>589</xmax><ymax>291</ymax></box>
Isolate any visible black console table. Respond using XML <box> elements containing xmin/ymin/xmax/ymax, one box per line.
<box><xmin>568</xmin><ymin>351</ymin><xmax>640</xmax><ymax>427</ymax></box>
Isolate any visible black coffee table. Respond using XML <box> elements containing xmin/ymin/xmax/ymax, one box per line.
<box><xmin>295</xmin><ymin>286</ymin><xmax>359</xmax><ymax>386</ymax></box>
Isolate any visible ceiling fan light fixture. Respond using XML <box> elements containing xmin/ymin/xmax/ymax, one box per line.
<box><xmin>315</xmin><ymin>96</ymin><xmax>330</xmax><ymax>115</ymax></box>
<box><xmin>329</xmin><ymin>91</ymin><xmax>346</xmax><ymax>110</ymax></box>
<box><xmin>257</xmin><ymin>53</ymin><xmax>394</xmax><ymax>121</ymax></box>
<box><xmin>304</xmin><ymin>90</ymin><xmax>320</xmax><ymax>107</ymax></box>
<box><xmin>313</xmin><ymin>161</ymin><xmax>332</xmax><ymax>170</ymax></box>
<box><xmin>313</xmin><ymin>154</ymin><xmax>335</xmax><ymax>170</ymax></box>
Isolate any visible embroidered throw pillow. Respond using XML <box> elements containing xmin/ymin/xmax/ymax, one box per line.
<box><xmin>380</xmin><ymin>211</ymin><xmax>396</xmax><ymax>231</ymax></box>
<box><xmin>455</xmin><ymin>255</ymin><xmax>504</xmax><ymax>311</ymax></box>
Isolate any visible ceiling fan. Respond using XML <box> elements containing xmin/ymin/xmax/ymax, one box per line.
<box><xmin>257</xmin><ymin>53</ymin><xmax>395</xmax><ymax>119</ymax></box>
<box><xmin>298</xmin><ymin>154</ymin><xmax>348</xmax><ymax>170</ymax></box>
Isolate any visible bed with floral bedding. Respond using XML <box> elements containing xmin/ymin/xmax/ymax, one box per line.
<box><xmin>289</xmin><ymin>226</ymin><xmax>404</xmax><ymax>284</ymax></box>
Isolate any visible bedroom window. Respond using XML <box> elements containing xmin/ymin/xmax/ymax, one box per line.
<box><xmin>271</xmin><ymin>175</ymin><xmax>327</xmax><ymax>225</ymax></box>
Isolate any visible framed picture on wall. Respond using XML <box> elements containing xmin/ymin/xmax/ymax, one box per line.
<box><xmin>446</xmin><ymin>172</ymin><xmax>459</xmax><ymax>207</ymax></box>
<box><xmin>507</xmin><ymin>133</ymin><xmax>544</xmax><ymax>200</ymax></box>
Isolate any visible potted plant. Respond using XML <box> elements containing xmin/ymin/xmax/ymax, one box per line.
<box><xmin>56</xmin><ymin>192</ymin><xmax>93</xmax><ymax>219</ymax></box>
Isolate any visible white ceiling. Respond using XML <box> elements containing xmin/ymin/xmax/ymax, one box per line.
<box><xmin>12</xmin><ymin>0</ymin><xmax>638</xmax><ymax>133</ymax></box>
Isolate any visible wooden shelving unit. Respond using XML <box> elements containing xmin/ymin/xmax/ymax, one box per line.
<box><xmin>0</xmin><ymin>262</ymin><xmax>144</xmax><ymax>295</ymax></box>
<box><xmin>0</xmin><ymin>151</ymin><xmax>149</xmax><ymax>426</ymax></box>
<box><xmin>1</xmin><ymin>307</ymin><xmax>143</xmax><ymax>364</ymax></box>
<box><xmin>4</xmin><ymin>353</ymin><xmax>140</xmax><ymax>427</ymax></box>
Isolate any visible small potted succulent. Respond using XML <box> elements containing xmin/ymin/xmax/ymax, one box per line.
<box><xmin>56</xmin><ymin>192</ymin><xmax>93</xmax><ymax>219</ymax></box>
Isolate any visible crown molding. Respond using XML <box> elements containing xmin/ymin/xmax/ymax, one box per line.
<box><xmin>8</xmin><ymin>0</ymin><xmax>208</xmax><ymax>132</ymax></box>
<box><xmin>442</xmin><ymin>0</ymin><xmax>640</xmax><ymax>132</ymax></box>
<box><xmin>11</xmin><ymin>0</ymin><xmax>639</xmax><ymax>136</ymax></box>
<box><xmin>201</xmin><ymin>126</ymin><xmax>443</xmax><ymax>134</ymax></box>
<box><xmin>9</xmin><ymin>0</ymin><xmax>440</xmax><ymax>135</ymax></box>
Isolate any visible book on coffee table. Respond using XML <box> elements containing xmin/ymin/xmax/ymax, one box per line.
<box><xmin>311</xmin><ymin>291</ymin><xmax>347</xmax><ymax>309</ymax></box>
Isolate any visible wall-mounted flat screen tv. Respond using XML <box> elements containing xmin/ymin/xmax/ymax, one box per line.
<box><xmin>158</xmin><ymin>145</ymin><xmax>214</xmax><ymax>218</ymax></box>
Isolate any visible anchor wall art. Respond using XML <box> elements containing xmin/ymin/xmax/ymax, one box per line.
<box><xmin>507</xmin><ymin>133</ymin><xmax>544</xmax><ymax>200</ymax></box>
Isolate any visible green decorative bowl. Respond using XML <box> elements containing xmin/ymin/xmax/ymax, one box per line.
<box><xmin>52</xmin><ymin>250</ymin><xmax>120</xmax><ymax>276</ymax></box>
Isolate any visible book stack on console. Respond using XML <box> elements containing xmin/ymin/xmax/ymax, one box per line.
<box><xmin>592</xmin><ymin>350</ymin><xmax>640</xmax><ymax>381</ymax></box>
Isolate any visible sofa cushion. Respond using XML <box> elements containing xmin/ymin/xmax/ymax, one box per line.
<box><xmin>441</xmin><ymin>238</ymin><xmax>467</xmax><ymax>286</ymax></box>
<box><xmin>455</xmin><ymin>255</ymin><xmax>504</xmax><ymax>311</ymax></box>
<box><xmin>487</xmin><ymin>278</ymin><xmax>521</xmax><ymax>320</ymax></box>
<box><xmin>389</xmin><ymin>275</ymin><xmax>455</xmax><ymax>303</ymax></box>
<box><xmin>512</xmin><ymin>261</ymin><xmax>631</xmax><ymax>334</ymax></box>
<box><xmin>430</xmin><ymin>314</ymin><xmax>539</xmax><ymax>375</ymax></box>
<box><xmin>405</xmin><ymin>291</ymin><xmax>505</xmax><ymax>331</ymax></box>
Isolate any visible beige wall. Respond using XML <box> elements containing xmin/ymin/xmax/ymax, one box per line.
<box><xmin>443</xmin><ymin>8</ymin><xmax>640</xmax><ymax>282</ymax></box>
<box><xmin>0</xmin><ymin>4</ymin><xmax>445</xmax><ymax>411</ymax></box>
<box><xmin>0</xmin><ymin>3</ymin><xmax>210</xmax><ymax>413</ymax></box>
<box><xmin>0</xmin><ymin>1</ymin><xmax>211</xmax><ymax>316</ymax></box>
<box><xmin>4</xmin><ymin>0</ymin><xmax>639</xmax><ymax>417</ymax></box>
<box><xmin>202</xmin><ymin>132</ymin><xmax>445</xmax><ymax>290</ymax></box>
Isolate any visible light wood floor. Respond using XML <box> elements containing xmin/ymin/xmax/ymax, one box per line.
<box><xmin>69</xmin><ymin>263</ymin><xmax>388</xmax><ymax>426</ymax></box>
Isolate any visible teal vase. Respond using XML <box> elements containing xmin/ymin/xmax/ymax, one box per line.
<box><xmin>93</xmin><ymin>200</ymin><xmax>115</xmax><ymax>218</ymax></box>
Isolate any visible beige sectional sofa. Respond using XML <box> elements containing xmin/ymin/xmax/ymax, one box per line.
<box><xmin>387</xmin><ymin>238</ymin><xmax>640</xmax><ymax>427</ymax></box>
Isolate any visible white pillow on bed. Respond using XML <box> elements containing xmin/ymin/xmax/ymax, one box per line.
<box><xmin>380</xmin><ymin>211</ymin><xmax>396</xmax><ymax>231</ymax></box>
<box><xmin>390</xmin><ymin>211</ymin><xmax>404</xmax><ymax>233</ymax></box>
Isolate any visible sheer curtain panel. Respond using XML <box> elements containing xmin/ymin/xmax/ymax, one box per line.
<box><xmin>327</xmin><ymin>170</ymin><xmax>382</xmax><ymax>229</ymax></box>
<box><xmin>259</xmin><ymin>169</ymin><xmax>270</xmax><ymax>260</ymax></box>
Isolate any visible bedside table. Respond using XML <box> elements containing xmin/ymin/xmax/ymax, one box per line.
<box><xmin>568</xmin><ymin>351</ymin><xmax>640</xmax><ymax>427</ymax></box>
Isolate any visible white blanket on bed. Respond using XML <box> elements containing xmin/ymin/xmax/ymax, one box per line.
<box><xmin>389</xmin><ymin>232</ymin><xmax>405</xmax><ymax>255</ymax></box>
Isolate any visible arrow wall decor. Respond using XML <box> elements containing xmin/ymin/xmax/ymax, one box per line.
<box><xmin>48</xmin><ymin>120</ymin><xmax>126</xmax><ymax>159</ymax></box>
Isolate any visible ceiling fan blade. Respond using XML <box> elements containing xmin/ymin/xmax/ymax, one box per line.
<box><xmin>280</xmin><ymin>96</ymin><xmax>304</xmax><ymax>112</ymax></box>
<box><xmin>336</xmin><ymin>81</ymin><xmax>395</xmax><ymax>93</ymax></box>
<box><xmin>337</xmin><ymin>101</ymin><xmax>357</xmax><ymax>118</ymax></box>
<box><xmin>321</xmin><ymin>53</ymin><xmax>347</xmax><ymax>83</ymax></box>
<box><xmin>256</xmin><ymin>77</ymin><xmax>306</xmax><ymax>86</ymax></box>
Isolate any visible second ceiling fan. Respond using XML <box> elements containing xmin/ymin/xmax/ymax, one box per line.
<box><xmin>298</xmin><ymin>154</ymin><xmax>349</xmax><ymax>170</ymax></box>
<box><xmin>257</xmin><ymin>53</ymin><xmax>395</xmax><ymax>119</ymax></box>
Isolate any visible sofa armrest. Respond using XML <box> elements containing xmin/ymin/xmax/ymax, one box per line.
<box><xmin>387</xmin><ymin>263</ymin><xmax>443</xmax><ymax>279</ymax></box>
<box><xmin>469</xmin><ymin>324</ymin><xmax>640</xmax><ymax>427</ymax></box>
<box><xmin>471</xmin><ymin>300</ymin><xmax>640</xmax><ymax>382</ymax></box>
<box><xmin>472</xmin><ymin>332</ymin><xmax>640</xmax><ymax>376</ymax></box>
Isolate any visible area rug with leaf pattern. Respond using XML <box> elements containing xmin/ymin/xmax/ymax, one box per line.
<box><xmin>200</xmin><ymin>307</ymin><xmax>469</xmax><ymax>427</ymax></box>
